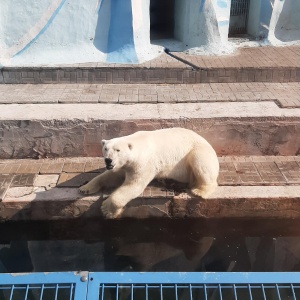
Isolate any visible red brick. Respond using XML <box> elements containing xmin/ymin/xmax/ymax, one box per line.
<box><xmin>0</xmin><ymin>175</ymin><xmax>14</xmax><ymax>200</ymax></box>
<box><xmin>62</xmin><ymin>163</ymin><xmax>86</xmax><ymax>173</ymax></box>
<box><xmin>57</xmin><ymin>173</ymin><xmax>98</xmax><ymax>187</ymax></box>
<box><xmin>84</xmin><ymin>161</ymin><xmax>106</xmax><ymax>173</ymax></box>
<box><xmin>0</xmin><ymin>164</ymin><xmax>21</xmax><ymax>174</ymax></box>
<box><xmin>17</xmin><ymin>163</ymin><xmax>42</xmax><ymax>174</ymax></box>
<box><xmin>11</xmin><ymin>174</ymin><xmax>36</xmax><ymax>187</ymax></box>
<box><xmin>40</xmin><ymin>162</ymin><xmax>64</xmax><ymax>174</ymax></box>
<box><xmin>218</xmin><ymin>172</ymin><xmax>240</xmax><ymax>185</ymax></box>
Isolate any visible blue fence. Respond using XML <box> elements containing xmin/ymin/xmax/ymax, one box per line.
<box><xmin>0</xmin><ymin>272</ymin><xmax>300</xmax><ymax>300</ymax></box>
<box><xmin>0</xmin><ymin>272</ymin><xmax>87</xmax><ymax>300</ymax></box>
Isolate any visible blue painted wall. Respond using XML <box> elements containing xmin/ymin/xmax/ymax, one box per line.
<box><xmin>106</xmin><ymin>0</ymin><xmax>138</xmax><ymax>63</ymax></box>
<box><xmin>0</xmin><ymin>0</ymin><xmax>299</xmax><ymax>66</ymax></box>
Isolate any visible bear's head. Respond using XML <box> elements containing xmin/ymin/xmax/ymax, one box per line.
<box><xmin>102</xmin><ymin>138</ymin><xmax>133</xmax><ymax>171</ymax></box>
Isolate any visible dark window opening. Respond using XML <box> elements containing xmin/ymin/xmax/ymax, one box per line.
<box><xmin>150</xmin><ymin>0</ymin><xmax>175</xmax><ymax>40</ymax></box>
<box><xmin>229</xmin><ymin>0</ymin><xmax>250</xmax><ymax>36</ymax></box>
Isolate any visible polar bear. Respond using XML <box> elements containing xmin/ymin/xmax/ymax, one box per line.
<box><xmin>79</xmin><ymin>128</ymin><xmax>219</xmax><ymax>218</ymax></box>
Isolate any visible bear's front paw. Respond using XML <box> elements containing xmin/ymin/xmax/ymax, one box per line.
<box><xmin>101</xmin><ymin>198</ymin><xmax>123</xmax><ymax>219</ymax></box>
<box><xmin>79</xmin><ymin>183</ymin><xmax>100</xmax><ymax>195</ymax></box>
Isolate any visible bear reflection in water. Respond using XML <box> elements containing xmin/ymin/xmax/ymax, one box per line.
<box><xmin>2</xmin><ymin>216</ymin><xmax>300</xmax><ymax>274</ymax></box>
<box><xmin>3</xmin><ymin>235</ymin><xmax>300</xmax><ymax>273</ymax></box>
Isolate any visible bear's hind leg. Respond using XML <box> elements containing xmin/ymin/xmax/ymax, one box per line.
<box><xmin>189</xmin><ymin>149</ymin><xmax>219</xmax><ymax>199</ymax></box>
<box><xmin>191</xmin><ymin>183</ymin><xmax>218</xmax><ymax>198</ymax></box>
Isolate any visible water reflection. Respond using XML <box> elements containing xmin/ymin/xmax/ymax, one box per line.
<box><xmin>0</xmin><ymin>219</ymin><xmax>300</xmax><ymax>273</ymax></box>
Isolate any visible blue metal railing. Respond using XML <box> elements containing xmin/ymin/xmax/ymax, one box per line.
<box><xmin>0</xmin><ymin>272</ymin><xmax>87</xmax><ymax>300</ymax></box>
<box><xmin>0</xmin><ymin>272</ymin><xmax>300</xmax><ymax>300</ymax></box>
<box><xmin>88</xmin><ymin>272</ymin><xmax>300</xmax><ymax>300</ymax></box>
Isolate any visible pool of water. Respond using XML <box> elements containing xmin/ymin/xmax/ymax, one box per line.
<box><xmin>1</xmin><ymin>218</ymin><xmax>300</xmax><ymax>273</ymax></box>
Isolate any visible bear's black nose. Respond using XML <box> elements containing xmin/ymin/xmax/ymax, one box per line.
<box><xmin>105</xmin><ymin>158</ymin><xmax>112</xmax><ymax>165</ymax></box>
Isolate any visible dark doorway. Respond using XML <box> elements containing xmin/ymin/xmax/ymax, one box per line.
<box><xmin>150</xmin><ymin>0</ymin><xmax>175</xmax><ymax>40</ymax></box>
<box><xmin>229</xmin><ymin>0</ymin><xmax>250</xmax><ymax>36</ymax></box>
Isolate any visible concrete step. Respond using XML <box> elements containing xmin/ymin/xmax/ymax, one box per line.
<box><xmin>1</xmin><ymin>100</ymin><xmax>300</xmax><ymax>158</ymax></box>
<box><xmin>1</xmin><ymin>82</ymin><xmax>300</xmax><ymax>106</ymax></box>
<box><xmin>1</xmin><ymin>46</ymin><xmax>300</xmax><ymax>84</ymax></box>
<box><xmin>1</xmin><ymin>83</ymin><xmax>300</xmax><ymax>160</ymax></box>
<box><xmin>0</xmin><ymin>156</ymin><xmax>299</xmax><ymax>222</ymax></box>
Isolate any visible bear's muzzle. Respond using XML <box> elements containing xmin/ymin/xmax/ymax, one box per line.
<box><xmin>105</xmin><ymin>158</ymin><xmax>113</xmax><ymax>170</ymax></box>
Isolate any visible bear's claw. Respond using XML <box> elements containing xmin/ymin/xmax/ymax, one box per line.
<box><xmin>79</xmin><ymin>183</ymin><xmax>100</xmax><ymax>195</ymax></box>
<box><xmin>79</xmin><ymin>185</ymin><xmax>91</xmax><ymax>195</ymax></box>
<box><xmin>79</xmin><ymin>188</ymin><xmax>87</xmax><ymax>194</ymax></box>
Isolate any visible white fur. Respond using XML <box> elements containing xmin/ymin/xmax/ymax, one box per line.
<box><xmin>79</xmin><ymin>128</ymin><xmax>219</xmax><ymax>218</ymax></box>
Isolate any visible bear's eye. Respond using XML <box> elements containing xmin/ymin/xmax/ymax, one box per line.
<box><xmin>104</xmin><ymin>147</ymin><xmax>108</xmax><ymax>151</ymax></box>
<box><xmin>116</xmin><ymin>149</ymin><xmax>120</xmax><ymax>152</ymax></box>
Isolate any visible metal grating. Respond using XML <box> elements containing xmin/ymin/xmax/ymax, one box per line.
<box><xmin>229</xmin><ymin>0</ymin><xmax>250</xmax><ymax>35</ymax></box>
<box><xmin>0</xmin><ymin>283</ymin><xmax>75</xmax><ymax>300</ymax></box>
<box><xmin>88</xmin><ymin>272</ymin><xmax>300</xmax><ymax>300</ymax></box>
<box><xmin>0</xmin><ymin>272</ymin><xmax>87</xmax><ymax>300</ymax></box>
<box><xmin>1</xmin><ymin>272</ymin><xmax>300</xmax><ymax>300</ymax></box>
<box><xmin>96</xmin><ymin>283</ymin><xmax>300</xmax><ymax>300</ymax></box>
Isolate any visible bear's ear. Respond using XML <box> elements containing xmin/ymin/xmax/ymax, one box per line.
<box><xmin>128</xmin><ymin>143</ymin><xmax>133</xmax><ymax>150</ymax></box>
<box><xmin>101</xmin><ymin>140</ymin><xmax>106</xmax><ymax>146</ymax></box>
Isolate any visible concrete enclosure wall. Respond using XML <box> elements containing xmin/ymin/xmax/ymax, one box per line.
<box><xmin>0</xmin><ymin>0</ymin><xmax>299</xmax><ymax>66</ymax></box>
<box><xmin>247</xmin><ymin>0</ymin><xmax>262</xmax><ymax>38</ymax></box>
<box><xmin>274</xmin><ymin>0</ymin><xmax>300</xmax><ymax>42</ymax></box>
<box><xmin>267</xmin><ymin>0</ymin><xmax>300</xmax><ymax>44</ymax></box>
<box><xmin>174</xmin><ymin>0</ymin><xmax>229</xmax><ymax>50</ymax></box>
<box><xmin>1</xmin><ymin>118</ymin><xmax>299</xmax><ymax>159</ymax></box>
<box><xmin>0</xmin><ymin>0</ymin><xmax>156</xmax><ymax>66</ymax></box>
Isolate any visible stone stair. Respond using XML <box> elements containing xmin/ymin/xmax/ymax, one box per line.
<box><xmin>0</xmin><ymin>82</ymin><xmax>300</xmax><ymax>159</ymax></box>
<box><xmin>0</xmin><ymin>47</ymin><xmax>300</xmax><ymax>222</ymax></box>
<box><xmin>1</xmin><ymin>46</ymin><xmax>300</xmax><ymax>84</ymax></box>
<box><xmin>1</xmin><ymin>156</ymin><xmax>300</xmax><ymax>221</ymax></box>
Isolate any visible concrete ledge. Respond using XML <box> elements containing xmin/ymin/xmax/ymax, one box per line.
<box><xmin>1</xmin><ymin>186</ymin><xmax>300</xmax><ymax>221</ymax></box>
<box><xmin>1</xmin><ymin>83</ymin><xmax>299</xmax><ymax>107</ymax></box>
<box><xmin>0</xmin><ymin>102</ymin><xmax>300</xmax><ymax>158</ymax></box>
<box><xmin>1</xmin><ymin>67</ymin><xmax>300</xmax><ymax>84</ymax></box>
<box><xmin>2</xmin><ymin>47</ymin><xmax>300</xmax><ymax>84</ymax></box>
<box><xmin>1</xmin><ymin>157</ymin><xmax>299</xmax><ymax>221</ymax></box>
